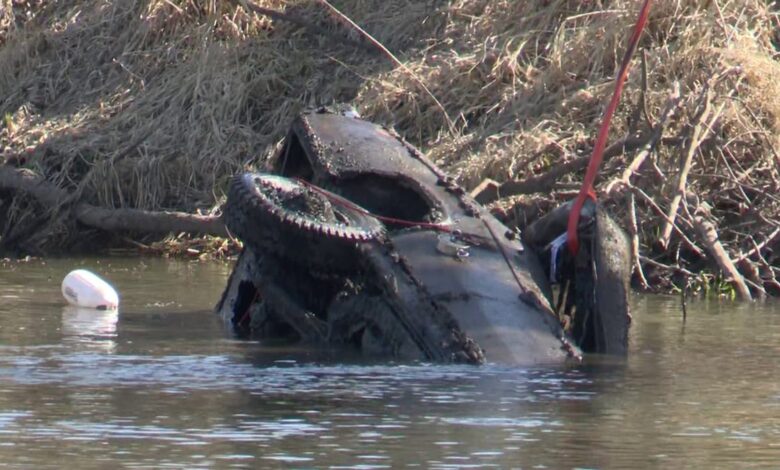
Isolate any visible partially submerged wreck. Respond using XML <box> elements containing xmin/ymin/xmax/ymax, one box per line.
<box><xmin>216</xmin><ymin>108</ymin><xmax>630</xmax><ymax>365</ymax></box>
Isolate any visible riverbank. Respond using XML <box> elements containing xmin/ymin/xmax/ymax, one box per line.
<box><xmin>1</xmin><ymin>0</ymin><xmax>778</xmax><ymax>296</ymax></box>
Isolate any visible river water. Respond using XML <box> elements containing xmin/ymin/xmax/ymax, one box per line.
<box><xmin>1</xmin><ymin>257</ymin><xmax>779</xmax><ymax>468</ymax></box>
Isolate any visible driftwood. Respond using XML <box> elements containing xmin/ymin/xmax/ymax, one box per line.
<box><xmin>692</xmin><ymin>213</ymin><xmax>752</xmax><ymax>301</ymax></box>
<box><xmin>0</xmin><ymin>166</ymin><xmax>227</xmax><ymax>237</ymax></box>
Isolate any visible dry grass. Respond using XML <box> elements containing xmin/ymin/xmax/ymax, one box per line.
<box><xmin>0</xmin><ymin>0</ymin><xmax>778</xmax><ymax>292</ymax></box>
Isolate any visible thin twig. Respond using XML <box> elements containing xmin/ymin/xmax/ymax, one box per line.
<box><xmin>715</xmin><ymin>147</ymin><xmax>752</xmax><ymax>203</ymax></box>
<box><xmin>628</xmin><ymin>49</ymin><xmax>653</xmax><ymax>132</ymax></box>
<box><xmin>235</xmin><ymin>0</ymin><xmax>374</xmax><ymax>51</ymax></box>
<box><xmin>628</xmin><ymin>192</ymin><xmax>650</xmax><ymax>289</ymax></box>
<box><xmin>658</xmin><ymin>93</ymin><xmax>713</xmax><ymax>249</ymax></box>
<box><xmin>481</xmin><ymin>217</ymin><xmax>558</xmax><ymax>320</ymax></box>
<box><xmin>640</xmin><ymin>50</ymin><xmax>654</xmax><ymax>128</ymax></box>
<box><xmin>735</xmin><ymin>226</ymin><xmax>780</xmax><ymax>262</ymax></box>
<box><xmin>680</xmin><ymin>273</ymin><xmax>688</xmax><ymax>323</ymax></box>
<box><xmin>606</xmin><ymin>82</ymin><xmax>681</xmax><ymax>194</ymax></box>
<box><xmin>749</xmin><ymin>237</ymin><xmax>780</xmax><ymax>293</ymax></box>
<box><xmin>315</xmin><ymin>0</ymin><xmax>456</xmax><ymax>136</ymax></box>
<box><xmin>658</xmin><ymin>68</ymin><xmax>739</xmax><ymax>250</ymax></box>
<box><xmin>630</xmin><ymin>185</ymin><xmax>704</xmax><ymax>256</ymax></box>
<box><xmin>639</xmin><ymin>254</ymin><xmax>695</xmax><ymax>276</ymax></box>
<box><xmin>475</xmin><ymin>134</ymin><xmax>678</xmax><ymax>204</ymax></box>
<box><xmin>736</xmin><ymin>257</ymin><xmax>767</xmax><ymax>300</ymax></box>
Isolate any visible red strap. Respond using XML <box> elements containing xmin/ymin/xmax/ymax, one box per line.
<box><xmin>567</xmin><ymin>0</ymin><xmax>653</xmax><ymax>255</ymax></box>
<box><xmin>295</xmin><ymin>177</ymin><xmax>453</xmax><ymax>232</ymax></box>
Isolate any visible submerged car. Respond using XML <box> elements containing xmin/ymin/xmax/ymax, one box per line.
<box><xmin>215</xmin><ymin>108</ymin><xmax>630</xmax><ymax>365</ymax></box>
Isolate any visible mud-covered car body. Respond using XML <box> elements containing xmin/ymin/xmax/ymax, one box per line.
<box><xmin>216</xmin><ymin>108</ymin><xmax>629</xmax><ymax>365</ymax></box>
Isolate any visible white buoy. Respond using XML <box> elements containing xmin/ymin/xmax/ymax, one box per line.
<box><xmin>61</xmin><ymin>269</ymin><xmax>119</xmax><ymax>310</ymax></box>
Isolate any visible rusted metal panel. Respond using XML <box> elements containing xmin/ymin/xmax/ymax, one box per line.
<box><xmin>218</xmin><ymin>108</ymin><xmax>628</xmax><ymax>364</ymax></box>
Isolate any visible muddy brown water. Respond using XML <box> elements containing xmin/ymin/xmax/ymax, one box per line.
<box><xmin>1</xmin><ymin>257</ymin><xmax>779</xmax><ymax>468</ymax></box>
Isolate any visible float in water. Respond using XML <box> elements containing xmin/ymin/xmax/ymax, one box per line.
<box><xmin>61</xmin><ymin>269</ymin><xmax>119</xmax><ymax>310</ymax></box>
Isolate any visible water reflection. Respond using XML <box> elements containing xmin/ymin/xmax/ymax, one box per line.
<box><xmin>0</xmin><ymin>258</ymin><xmax>780</xmax><ymax>468</ymax></box>
<box><xmin>61</xmin><ymin>306</ymin><xmax>118</xmax><ymax>352</ymax></box>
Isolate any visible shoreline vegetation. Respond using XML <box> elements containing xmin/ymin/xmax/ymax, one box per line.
<box><xmin>0</xmin><ymin>0</ymin><xmax>778</xmax><ymax>299</ymax></box>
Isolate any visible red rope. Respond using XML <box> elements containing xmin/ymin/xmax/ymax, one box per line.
<box><xmin>294</xmin><ymin>177</ymin><xmax>454</xmax><ymax>233</ymax></box>
<box><xmin>566</xmin><ymin>0</ymin><xmax>653</xmax><ymax>255</ymax></box>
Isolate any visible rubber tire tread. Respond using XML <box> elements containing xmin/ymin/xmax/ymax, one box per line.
<box><xmin>224</xmin><ymin>174</ymin><xmax>375</xmax><ymax>273</ymax></box>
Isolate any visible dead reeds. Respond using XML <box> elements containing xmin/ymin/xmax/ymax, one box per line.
<box><xmin>0</xmin><ymin>0</ymin><xmax>778</xmax><ymax>296</ymax></box>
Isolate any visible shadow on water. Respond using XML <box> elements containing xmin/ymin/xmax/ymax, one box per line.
<box><xmin>1</xmin><ymin>257</ymin><xmax>780</xmax><ymax>468</ymax></box>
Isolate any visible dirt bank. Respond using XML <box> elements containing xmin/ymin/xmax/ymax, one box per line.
<box><xmin>0</xmin><ymin>0</ymin><xmax>778</xmax><ymax>296</ymax></box>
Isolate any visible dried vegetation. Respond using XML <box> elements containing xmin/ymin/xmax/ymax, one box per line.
<box><xmin>0</xmin><ymin>0</ymin><xmax>778</xmax><ymax>295</ymax></box>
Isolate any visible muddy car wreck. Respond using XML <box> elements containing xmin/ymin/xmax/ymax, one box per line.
<box><xmin>215</xmin><ymin>108</ymin><xmax>630</xmax><ymax>365</ymax></box>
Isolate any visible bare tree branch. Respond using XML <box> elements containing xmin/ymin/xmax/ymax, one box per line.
<box><xmin>0</xmin><ymin>166</ymin><xmax>227</xmax><ymax>237</ymax></box>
